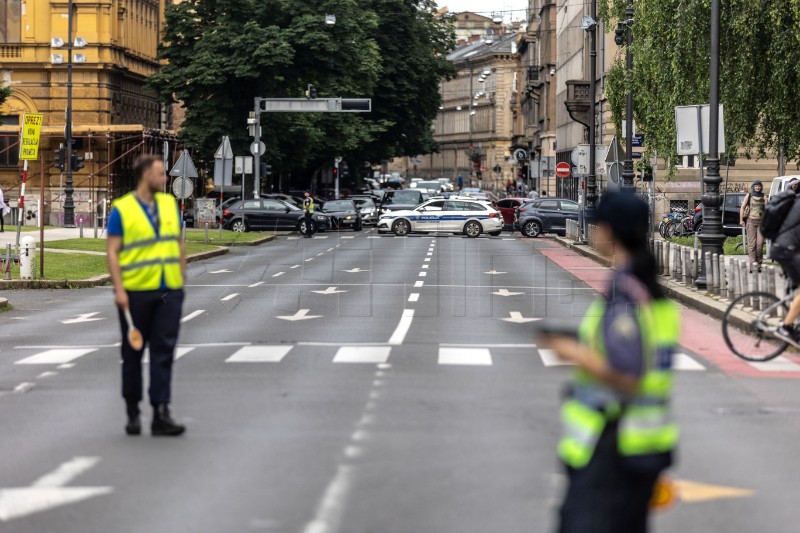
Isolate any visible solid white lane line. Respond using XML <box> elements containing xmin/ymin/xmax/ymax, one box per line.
<box><xmin>673</xmin><ymin>353</ymin><xmax>706</xmax><ymax>371</ymax></box>
<box><xmin>249</xmin><ymin>281</ymin><xmax>265</xmax><ymax>287</ymax></box>
<box><xmin>181</xmin><ymin>310</ymin><xmax>205</xmax><ymax>323</ymax></box>
<box><xmin>226</xmin><ymin>345</ymin><xmax>292</xmax><ymax>363</ymax></box>
<box><xmin>408</xmin><ymin>293</ymin><xmax>420</xmax><ymax>302</ymax></box>
<box><xmin>438</xmin><ymin>347</ymin><xmax>492</xmax><ymax>366</ymax></box>
<box><xmin>32</xmin><ymin>456</ymin><xmax>101</xmax><ymax>487</ymax></box>
<box><xmin>333</xmin><ymin>346</ymin><xmax>391</xmax><ymax>364</ymax></box>
<box><xmin>15</xmin><ymin>349</ymin><xmax>97</xmax><ymax>365</ymax></box>
<box><xmin>414</xmin><ymin>280</ymin><xmax>424</xmax><ymax>288</ymax></box>
<box><xmin>388</xmin><ymin>309</ymin><xmax>415</xmax><ymax>346</ymax></box>
<box><xmin>302</xmin><ymin>464</ymin><xmax>353</xmax><ymax>533</ymax></box>
<box><xmin>418</xmin><ymin>271</ymin><xmax>427</xmax><ymax>277</ymax></box>
<box><xmin>221</xmin><ymin>293</ymin><xmax>239</xmax><ymax>301</ymax></box>
<box><xmin>539</xmin><ymin>349</ymin><xmax>572</xmax><ymax>367</ymax></box>
<box><xmin>747</xmin><ymin>356</ymin><xmax>800</xmax><ymax>372</ymax></box>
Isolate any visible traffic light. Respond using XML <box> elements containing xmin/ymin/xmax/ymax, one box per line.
<box><xmin>615</xmin><ymin>23</ymin><xmax>625</xmax><ymax>45</ymax></box>
<box><xmin>70</xmin><ymin>153</ymin><xmax>85</xmax><ymax>172</ymax></box>
<box><xmin>54</xmin><ymin>147</ymin><xmax>65</xmax><ymax>171</ymax></box>
<box><xmin>306</xmin><ymin>84</ymin><xmax>317</xmax><ymax>99</ymax></box>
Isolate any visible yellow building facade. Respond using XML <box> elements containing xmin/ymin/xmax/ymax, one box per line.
<box><xmin>0</xmin><ymin>0</ymin><xmax>176</xmax><ymax>226</ymax></box>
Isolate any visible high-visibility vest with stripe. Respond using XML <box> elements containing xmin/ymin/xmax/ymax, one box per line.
<box><xmin>558</xmin><ymin>298</ymin><xmax>680</xmax><ymax>468</ymax></box>
<box><xmin>304</xmin><ymin>197</ymin><xmax>314</xmax><ymax>214</ymax></box>
<box><xmin>115</xmin><ymin>192</ymin><xmax>183</xmax><ymax>291</ymax></box>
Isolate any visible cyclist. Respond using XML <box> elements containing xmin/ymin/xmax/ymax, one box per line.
<box><xmin>768</xmin><ymin>179</ymin><xmax>800</xmax><ymax>345</ymax></box>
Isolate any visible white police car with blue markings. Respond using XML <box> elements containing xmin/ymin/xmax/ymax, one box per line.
<box><xmin>377</xmin><ymin>198</ymin><xmax>503</xmax><ymax>237</ymax></box>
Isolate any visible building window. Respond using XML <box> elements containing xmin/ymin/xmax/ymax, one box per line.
<box><xmin>669</xmin><ymin>200</ymin><xmax>689</xmax><ymax>213</ymax></box>
<box><xmin>0</xmin><ymin>115</ymin><xmax>19</xmax><ymax>168</ymax></box>
<box><xmin>0</xmin><ymin>0</ymin><xmax>21</xmax><ymax>43</ymax></box>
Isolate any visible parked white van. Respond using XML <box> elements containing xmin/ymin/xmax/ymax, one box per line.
<box><xmin>768</xmin><ymin>175</ymin><xmax>800</xmax><ymax>197</ymax></box>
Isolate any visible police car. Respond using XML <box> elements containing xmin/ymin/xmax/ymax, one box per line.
<box><xmin>377</xmin><ymin>198</ymin><xmax>503</xmax><ymax>237</ymax></box>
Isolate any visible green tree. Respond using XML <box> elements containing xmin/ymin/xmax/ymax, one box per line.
<box><xmin>601</xmin><ymin>0</ymin><xmax>800</xmax><ymax>172</ymax></box>
<box><xmin>0</xmin><ymin>85</ymin><xmax>10</xmax><ymax>108</ymax></box>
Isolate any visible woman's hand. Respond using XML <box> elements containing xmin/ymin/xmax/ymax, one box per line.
<box><xmin>740</xmin><ymin>219</ymin><xmax>745</xmax><ymax>227</ymax></box>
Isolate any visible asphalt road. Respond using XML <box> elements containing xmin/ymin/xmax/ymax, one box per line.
<box><xmin>1</xmin><ymin>228</ymin><xmax>799</xmax><ymax>532</ymax></box>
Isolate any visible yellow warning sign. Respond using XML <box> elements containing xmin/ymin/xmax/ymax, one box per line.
<box><xmin>19</xmin><ymin>113</ymin><xmax>43</xmax><ymax>161</ymax></box>
<box><xmin>674</xmin><ymin>479</ymin><xmax>754</xmax><ymax>503</ymax></box>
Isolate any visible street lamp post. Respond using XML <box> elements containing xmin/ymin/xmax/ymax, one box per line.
<box><xmin>585</xmin><ymin>3</ymin><xmax>598</xmax><ymax>221</ymax></box>
<box><xmin>619</xmin><ymin>0</ymin><xmax>635</xmax><ymax>192</ymax></box>
<box><xmin>695</xmin><ymin>0</ymin><xmax>724</xmax><ymax>290</ymax></box>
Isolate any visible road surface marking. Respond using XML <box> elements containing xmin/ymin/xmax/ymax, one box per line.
<box><xmin>342</xmin><ymin>268</ymin><xmax>369</xmax><ymax>273</ymax></box>
<box><xmin>226</xmin><ymin>346</ymin><xmax>292</xmax><ymax>363</ymax></box>
<box><xmin>377</xmin><ymin>363</ymin><xmax>392</xmax><ymax>369</ymax></box>
<box><xmin>438</xmin><ymin>347</ymin><xmax>492</xmax><ymax>366</ymax></box>
<box><xmin>539</xmin><ymin>349</ymin><xmax>572</xmax><ymax>367</ymax></box>
<box><xmin>13</xmin><ymin>382</ymin><xmax>35</xmax><ymax>393</ymax></box>
<box><xmin>327</xmin><ymin>248</ymin><xmax>334</xmax><ymax>251</ymax></box>
<box><xmin>313</xmin><ymin>235</ymin><xmax>329</xmax><ymax>239</ymax></box>
<box><xmin>367</xmin><ymin>236</ymin><xmax>381</xmax><ymax>239</ymax></box>
<box><xmin>388</xmin><ymin>309</ymin><xmax>415</xmax><ymax>345</ymax></box>
<box><xmin>142</xmin><ymin>347</ymin><xmax>194</xmax><ymax>364</ymax></box>
<box><xmin>427</xmin><ymin>252</ymin><xmax>433</xmax><ymax>256</ymax></box>
<box><xmin>178</xmin><ymin>342</ymin><xmax>251</xmax><ymax>347</ymax></box>
<box><xmin>333</xmin><ymin>346</ymin><xmax>391</xmax><ymax>364</ymax></box>
<box><xmin>287</xmin><ymin>236</ymin><xmax>299</xmax><ymax>240</ymax></box>
<box><xmin>15</xmin><ymin>349</ymin><xmax>97</xmax><ymax>365</ymax></box>
<box><xmin>441</xmin><ymin>343</ymin><xmax>538</xmax><ymax>348</ymax></box>
<box><xmin>344</xmin><ymin>445</ymin><xmax>363</xmax><ymax>458</ymax></box>
<box><xmin>210</xmin><ymin>269</ymin><xmax>232</xmax><ymax>273</ymax></box>
<box><xmin>61</xmin><ymin>312</ymin><xmax>104</xmax><ymax>325</ymax></box>
<box><xmin>747</xmin><ymin>356</ymin><xmax>800</xmax><ymax>372</ymax></box>
<box><xmin>37</xmin><ymin>371</ymin><xmax>57</xmax><ymax>379</ymax></box>
<box><xmin>408</xmin><ymin>293</ymin><xmax>420</xmax><ymax>302</ymax></box>
<box><xmin>312</xmin><ymin>286</ymin><xmax>348</xmax><ymax>295</ymax></box>
<box><xmin>424</xmin><ymin>258</ymin><xmax>431</xmax><ymax>262</ymax></box>
<box><xmin>305</xmin><ymin>258</ymin><xmax>314</xmax><ymax>262</ymax></box>
<box><xmin>180</xmin><ymin>310</ymin><xmax>205</xmax><ymax>323</ymax></box>
<box><xmin>291</xmin><ymin>264</ymin><xmax>301</xmax><ymax>269</ymax></box>
<box><xmin>272</xmin><ymin>272</ymin><xmax>285</xmax><ymax>278</ymax></box>
<box><xmin>341</xmin><ymin>236</ymin><xmax>355</xmax><ymax>239</ymax></box>
<box><xmin>418</xmin><ymin>271</ymin><xmax>427</xmax><ymax>277</ymax></box>
<box><xmin>317</xmin><ymin>253</ymin><xmax>324</xmax><ymax>256</ymax></box>
<box><xmin>493</xmin><ymin>288</ymin><xmax>525</xmax><ymax>296</ymax></box>
<box><xmin>221</xmin><ymin>293</ymin><xmax>239</xmax><ymax>301</ymax></box>
<box><xmin>32</xmin><ymin>457</ymin><xmax>101</xmax><ymax>488</ymax></box>
<box><xmin>484</xmin><ymin>270</ymin><xmax>507</xmax><ymax>275</ymax></box>
<box><xmin>276</xmin><ymin>309</ymin><xmax>322</xmax><ymax>321</ymax></box>
<box><xmin>414</xmin><ymin>281</ymin><xmax>424</xmax><ymax>288</ymax></box>
<box><xmin>57</xmin><ymin>363</ymin><xmax>75</xmax><ymax>369</ymax></box>
<box><xmin>673</xmin><ymin>353</ymin><xmax>706</xmax><ymax>371</ymax></box>
<box><xmin>422</xmin><ymin>264</ymin><xmax>429</xmax><ymax>269</ymax></box>
<box><xmin>500</xmin><ymin>311</ymin><xmax>540</xmax><ymax>323</ymax></box>
<box><xmin>302</xmin><ymin>464</ymin><xmax>353</xmax><ymax>533</ymax></box>
<box><xmin>249</xmin><ymin>281</ymin><xmax>265</xmax><ymax>287</ymax></box>
<box><xmin>503</xmin><ymin>238</ymin><xmax>515</xmax><ymax>240</ymax></box>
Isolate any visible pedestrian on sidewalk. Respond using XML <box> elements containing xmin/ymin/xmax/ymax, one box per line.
<box><xmin>106</xmin><ymin>154</ymin><xmax>187</xmax><ymax>437</ymax></box>
<box><xmin>740</xmin><ymin>179</ymin><xmax>765</xmax><ymax>272</ymax></box>
<box><xmin>527</xmin><ymin>187</ymin><xmax>539</xmax><ymax>200</ymax></box>
<box><xmin>540</xmin><ymin>192</ymin><xmax>679</xmax><ymax>533</ymax></box>
<box><xmin>302</xmin><ymin>191</ymin><xmax>316</xmax><ymax>238</ymax></box>
<box><xmin>0</xmin><ymin>186</ymin><xmax>9</xmax><ymax>232</ymax></box>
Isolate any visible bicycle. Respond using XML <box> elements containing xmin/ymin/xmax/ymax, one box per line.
<box><xmin>722</xmin><ymin>286</ymin><xmax>796</xmax><ymax>361</ymax></box>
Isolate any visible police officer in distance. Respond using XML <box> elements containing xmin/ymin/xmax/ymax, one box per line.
<box><xmin>302</xmin><ymin>191</ymin><xmax>316</xmax><ymax>238</ymax></box>
<box><xmin>540</xmin><ymin>192</ymin><xmax>679</xmax><ymax>533</ymax></box>
<box><xmin>106</xmin><ymin>154</ymin><xmax>187</xmax><ymax>437</ymax></box>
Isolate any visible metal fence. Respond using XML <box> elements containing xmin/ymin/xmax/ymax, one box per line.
<box><xmin>566</xmin><ymin>219</ymin><xmax>581</xmax><ymax>241</ymax></box>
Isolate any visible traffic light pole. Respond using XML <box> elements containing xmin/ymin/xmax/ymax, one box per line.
<box><xmin>63</xmin><ymin>1</ymin><xmax>75</xmax><ymax>227</ymax></box>
<box><xmin>621</xmin><ymin>0</ymin><xmax>635</xmax><ymax>193</ymax></box>
<box><xmin>586</xmin><ymin>0</ymin><xmax>598</xmax><ymax>229</ymax></box>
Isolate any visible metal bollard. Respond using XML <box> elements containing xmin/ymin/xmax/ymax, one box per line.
<box><xmin>739</xmin><ymin>260</ymin><xmax>750</xmax><ymax>308</ymax></box>
<box><xmin>683</xmin><ymin>247</ymin><xmax>691</xmax><ymax>284</ymax></box>
<box><xmin>3</xmin><ymin>243</ymin><xmax>11</xmax><ymax>281</ymax></box>
<box><xmin>704</xmin><ymin>252</ymin><xmax>713</xmax><ymax>293</ymax></box>
<box><xmin>79</xmin><ymin>220</ymin><xmax>84</xmax><ymax>239</ymax></box>
<box><xmin>205</xmin><ymin>223</ymin><xmax>209</xmax><ymax>244</ymax></box>
<box><xmin>719</xmin><ymin>255</ymin><xmax>726</xmax><ymax>298</ymax></box>
<box><xmin>752</xmin><ymin>265</ymin><xmax>761</xmax><ymax>311</ymax></box>
<box><xmin>727</xmin><ymin>257</ymin><xmax>735</xmax><ymax>300</ymax></box>
<box><xmin>712</xmin><ymin>253</ymin><xmax>720</xmax><ymax>296</ymax></box>
<box><xmin>670</xmin><ymin>244</ymin><xmax>678</xmax><ymax>281</ymax></box>
<box><xmin>94</xmin><ymin>224</ymin><xmax>98</xmax><ymax>239</ymax></box>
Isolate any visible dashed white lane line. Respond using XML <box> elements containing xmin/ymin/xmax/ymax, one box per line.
<box><xmin>57</xmin><ymin>363</ymin><xmax>75</xmax><ymax>369</ymax></box>
<box><xmin>367</xmin><ymin>236</ymin><xmax>381</xmax><ymax>239</ymax></box>
<box><xmin>341</xmin><ymin>236</ymin><xmax>355</xmax><ymax>239</ymax></box>
<box><xmin>418</xmin><ymin>271</ymin><xmax>427</xmax><ymax>277</ymax></box>
<box><xmin>414</xmin><ymin>280</ymin><xmax>424</xmax><ymax>288</ymax></box>
<box><xmin>15</xmin><ymin>349</ymin><xmax>97</xmax><ymax>365</ymax></box>
<box><xmin>438</xmin><ymin>347</ymin><xmax>492</xmax><ymax>366</ymax></box>
<box><xmin>408</xmin><ymin>293</ymin><xmax>420</xmax><ymax>302</ymax></box>
<box><xmin>327</xmin><ymin>248</ymin><xmax>334</xmax><ymax>251</ymax></box>
<box><xmin>249</xmin><ymin>281</ymin><xmax>265</xmax><ymax>287</ymax></box>
<box><xmin>388</xmin><ymin>309</ymin><xmax>415</xmax><ymax>346</ymax></box>
<box><xmin>291</xmin><ymin>265</ymin><xmax>301</xmax><ymax>269</ymax></box>
<box><xmin>538</xmin><ymin>348</ymin><xmax>571</xmax><ymax>367</ymax></box>
<box><xmin>272</xmin><ymin>272</ymin><xmax>286</xmax><ymax>278</ymax></box>
<box><xmin>427</xmin><ymin>252</ymin><xmax>433</xmax><ymax>256</ymax></box>
<box><xmin>13</xmin><ymin>382</ymin><xmax>35</xmax><ymax>393</ymax></box>
<box><xmin>221</xmin><ymin>293</ymin><xmax>239</xmax><ymax>301</ymax></box>
<box><xmin>422</xmin><ymin>265</ymin><xmax>429</xmax><ymax>269</ymax></box>
<box><xmin>424</xmin><ymin>258</ymin><xmax>431</xmax><ymax>262</ymax></box>
<box><xmin>302</xmin><ymin>464</ymin><xmax>353</xmax><ymax>533</ymax></box>
<box><xmin>306</xmin><ymin>258</ymin><xmax>314</xmax><ymax>262</ymax></box>
<box><xmin>333</xmin><ymin>346</ymin><xmax>391</xmax><ymax>364</ymax></box>
<box><xmin>225</xmin><ymin>345</ymin><xmax>292</xmax><ymax>363</ymax></box>
<box><xmin>37</xmin><ymin>371</ymin><xmax>58</xmax><ymax>379</ymax></box>
<box><xmin>143</xmin><ymin>347</ymin><xmax>194</xmax><ymax>364</ymax></box>
<box><xmin>181</xmin><ymin>310</ymin><xmax>205</xmax><ymax>323</ymax></box>
<box><xmin>317</xmin><ymin>253</ymin><xmax>324</xmax><ymax>256</ymax></box>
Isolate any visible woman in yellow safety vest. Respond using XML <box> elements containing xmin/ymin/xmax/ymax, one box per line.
<box><xmin>540</xmin><ymin>192</ymin><xmax>679</xmax><ymax>533</ymax></box>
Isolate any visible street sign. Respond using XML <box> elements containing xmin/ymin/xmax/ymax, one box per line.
<box><xmin>250</xmin><ymin>141</ymin><xmax>265</xmax><ymax>157</ymax></box>
<box><xmin>632</xmin><ymin>134</ymin><xmax>645</xmax><ymax>147</ymax></box>
<box><xmin>257</xmin><ymin>98</ymin><xmax>372</xmax><ymax>113</ymax></box>
<box><xmin>235</xmin><ymin>156</ymin><xmax>253</xmax><ymax>175</ymax></box>
<box><xmin>172</xmin><ymin>177</ymin><xmax>194</xmax><ymax>199</ymax></box>
<box><xmin>513</xmin><ymin>148</ymin><xmax>528</xmax><ymax>162</ymax></box>
<box><xmin>169</xmin><ymin>150</ymin><xmax>199</xmax><ymax>178</ymax></box>
<box><xmin>555</xmin><ymin>162</ymin><xmax>571</xmax><ymax>178</ymax></box>
<box><xmin>213</xmin><ymin>136</ymin><xmax>234</xmax><ymax>187</ymax></box>
<box><xmin>19</xmin><ymin>113</ymin><xmax>43</xmax><ymax>160</ymax></box>
<box><xmin>675</xmin><ymin>104</ymin><xmax>725</xmax><ymax>155</ymax></box>
<box><xmin>570</xmin><ymin>144</ymin><xmax>608</xmax><ymax>176</ymax></box>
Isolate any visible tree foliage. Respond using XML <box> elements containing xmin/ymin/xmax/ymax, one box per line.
<box><xmin>150</xmin><ymin>0</ymin><xmax>455</xmax><ymax>183</ymax></box>
<box><xmin>601</xmin><ymin>0</ymin><xmax>800</xmax><ymax>172</ymax></box>
<box><xmin>0</xmin><ymin>85</ymin><xmax>10</xmax><ymax>108</ymax></box>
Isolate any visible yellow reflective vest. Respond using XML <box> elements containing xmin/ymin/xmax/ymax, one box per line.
<box><xmin>115</xmin><ymin>192</ymin><xmax>183</xmax><ymax>291</ymax></box>
<box><xmin>558</xmin><ymin>298</ymin><xmax>680</xmax><ymax>468</ymax></box>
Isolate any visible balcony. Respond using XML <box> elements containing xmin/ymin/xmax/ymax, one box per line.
<box><xmin>564</xmin><ymin>80</ymin><xmax>591</xmax><ymax>128</ymax></box>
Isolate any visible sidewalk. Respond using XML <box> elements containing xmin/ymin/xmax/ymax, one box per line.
<box><xmin>0</xmin><ymin>227</ymin><xmax>99</xmax><ymax>248</ymax></box>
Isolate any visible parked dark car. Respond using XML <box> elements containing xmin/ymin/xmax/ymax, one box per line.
<box><xmin>514</xmin><ymin>198</ymin><xmax>580</xmax><ymax>237</ymax></box>
<box><xmin>692</xmin><ymin>192</ymin><xmax>747</xmax><ymax>237</ymax></box>
<box><xmin>320</xmin><ymin>199</ymin><xmax>363</xmax><ymax>231</ymax></box>
<box><xmin>380</xmin><ymin>190</ymin><xmax>425</xmax><ymax>213</ymax></box>
<box><xmin>494</xmin><ymin>197</ymin><xmax>527</xmax><ymax>230</ymax></box>
<box><xmin>223</xmin><ymin>198</ymin><xmax>331</xmax><ymax>233</ymax></box>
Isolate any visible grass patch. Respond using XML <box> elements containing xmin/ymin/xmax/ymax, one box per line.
<box><xmin>184</xmin><ymin>229</ymin><xmax>270</xmax><ymax>245</ymax></box>
<box><xmin>44</xmin><ymin>238</ymin><xmax>220</xmax><ymax>256</ymax></box>
<box><xmin>668</xmin><ymin>235</ymin><xmax>753</xmax><ymax>256</ymax></box>
<box><xmin>5</xmin><ymin>252</ymin><xmax>109</xmax><ymax>280</ymax></box>
<box><xmin>0</xmin><ymin>303</ymin><xmax>12</xmax><ymax>312</ymax></box>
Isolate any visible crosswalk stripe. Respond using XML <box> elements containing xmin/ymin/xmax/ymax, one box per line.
<box><xmin>673</xmin><ymin>353</ymin><xmax>705</xmax><ymax>371</ymax></box>
<box><xmin>747</xmin><ymin>356</ymin><xmax>800</xmax><ymax>372</ymax></box>
<box><xmin>538</xmin><ymin>349</ymin><xmax>572</xmax><ymax>367</ymax></box>
<box><xmin>438</xmin><ymin>347</ymin><xmax>492</xmax><ymax>366</ymax></box>
<box><xmin>333</xmin><ymin>346</ymin><xmax>391</xmax><ymax>364</ymax></box>
<box><xmin>15</xmin><ymin>349</ymin><xmax>97</xmax><ymax>365</ymax></box>
<box><xmin>225</xmin><ymin>346</ymin><xmax>292</xmax><ymax>363</ymax></box>
<box><xmin>143</xmin><ymin>347</ymin><xmax>195</xmax><ymax>364</ymax></box>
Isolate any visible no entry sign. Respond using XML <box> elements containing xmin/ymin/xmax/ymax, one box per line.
<box><xmin>556</xmin><ymin>162</ymin><xmax>571</xmax><ymax>178</ymax></box>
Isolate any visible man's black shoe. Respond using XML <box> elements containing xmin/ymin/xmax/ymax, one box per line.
<box><xmin>151</xmin><ymin>404</ymin><xmax>186</xmax><ymax>437</ymax></box>
<box><xmin>775</xmin><ymin>325</ymin><xmax>800</xmax><ymax>348</ymax></box>
<box><xmin>125</xmin><ymin>404</ymin><xmax>141</xmax><ymax>436</ymax></box>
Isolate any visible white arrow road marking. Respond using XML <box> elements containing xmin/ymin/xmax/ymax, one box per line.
<box><xmin>492</xmin><ymin>289</ymin><xmax>525</xmax><ymax>297</ymax></box>
<box><xmin>249</xmin><ymin>281</ymin><xmax>265</xmax><ymax>287</ymax></box>
<box><xmin>180</xmin><ymin>310</ymin><xmax>205</xmax><ymax>323</ymax></box>
<box><xmin>210</xmin><ymin>269</ymin><xmax>232</xmax><ymax>273</ymax></box>
<box><xmin>483</xmin><ymin>270</ymin><xmax>507</xmax><ymax>275</ymax></box>
<box><xmin>0</xmin><ymin>456</ymin><xmax>112</xmax><ymax>522</ymax></box>
<box><xmin>276</xmin><ymin>309</ymin><xmax>322</xmax><ymax>321</ymax></box>
<box><xmin>342</xmin><ymin>268</ymin><xmax>369</xmax><ymax>273</ymax></box>
<box><xmin>272</xmin><ymin>272</ymin><xmax>286</xmax><ymax>278</ymax></box>
<box><xmin>500</xmin><ymin>312</ymin><xmax>540</xmax><ymax>324</ymax></box>
<box><xmin>60</xmin><ymin>313</ymin><xmax>104</xmax><ymax>325</ymax></box>
<box><xmin>312</xmin><ymin>287</ymin><xmax>348</xmax><ymax>295</ymax></box>
<box><xmin>221</xmin><ymin>293</ymin><xmax>239</xmax><ymax>301</ymax></box>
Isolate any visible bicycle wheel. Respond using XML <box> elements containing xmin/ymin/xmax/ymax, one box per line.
<box><xmin>722</xmin><ymin>291</ymin><xmax>789</xmax><ymax>362</ymax></box>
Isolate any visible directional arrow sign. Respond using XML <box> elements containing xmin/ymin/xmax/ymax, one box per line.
<box><xmin>342</xmin><ymin>268</ymin><xmax>370</xmax><ymax>273</ymax></box>
<box><xmin>483</xmin><ymin>270</ymin><xmax>507</xmax><ymax>275</ymax></box>
<box><xmin>276</xmin><ymin>309</ymin><xmax>322</xmax><ymax>321</ymax></box>
<box><xmin>492</xmin><ymin>288</ymin><xmax>524</xmax><ymax>296</ymax></box>
<box><xmin>500</xmin><ymin>312</ymin><xmax>540</xmax><ymax>324</ymax></box>
<box><xmin>0</xmin><ymin>456</ymin><xmax>112</xmax><ymax>522</ymax></box>
<box><xmin>312</xmin><ymin>286</ymin><xmax>348</xmax><ymax>295</ymax></box>
<box><xmin>61</xmin><ymin>312</ymin><xmax>104</xmax><ymax>324</ymax></box>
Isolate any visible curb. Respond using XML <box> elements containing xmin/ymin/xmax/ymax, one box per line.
<box><xmin>0</xmin><ymin>246</ymin><xmax>229</xmax><ymax>290</ymax></box>
<box><xmin>0</xmin><ymin>297</ymin><xmax>8</xmax><ymax>310</ymax></box>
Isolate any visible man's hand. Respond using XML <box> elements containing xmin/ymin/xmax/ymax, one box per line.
<box><xmin>114</xmin><ymin>289</ymin><xmax>129</xmax><ymax>310</ymax></box>
<box><xmin>740</xmin><ymin>219</ymin><xmax>746</xmax><ymax>227</ymax></box>
<box><xmin>540</xmin><ymin>335</ymin><xmax>585</xmax><ymax>364</ymax></box>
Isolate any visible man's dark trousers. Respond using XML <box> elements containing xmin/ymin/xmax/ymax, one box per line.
<box><xmin>117</xmin><ymin>289</ymin><xmax>184</xmax><ymax>406</ymax></box>
<box><xmin>304</xmin><ymin>212</ymin><xmax>316</xmax><ymax>237</ymax></box>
